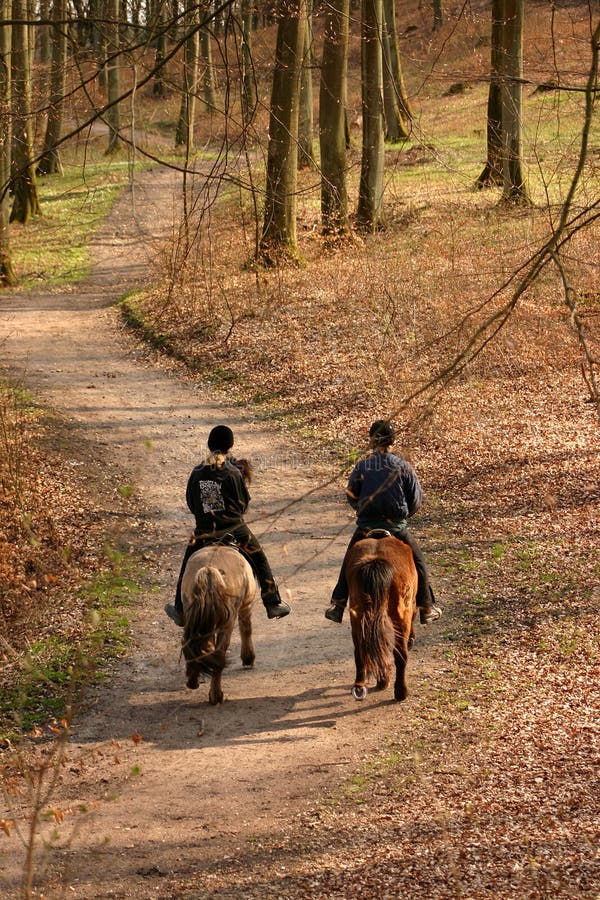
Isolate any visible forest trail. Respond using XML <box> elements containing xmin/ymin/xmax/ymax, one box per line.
<box><xmin>0</xmin><ymin>169</ymin><xmax>447</xmax><ymax>897</ymax></box>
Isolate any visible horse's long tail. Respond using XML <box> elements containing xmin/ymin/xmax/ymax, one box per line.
<box><xmin>183</xmin><ymin>566</ymin><xmax>231</xmax><ymax>675</ymax></box>
<box><xmin>354</xmin><ymin>559</ymin><xmax>395</xmax><ymax>683</ymax></box>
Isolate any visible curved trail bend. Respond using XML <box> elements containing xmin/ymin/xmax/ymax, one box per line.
<box><xmin>0</xmin><ymin>169</ymin><xmax>444</xmax><ymax>898</ymax></box>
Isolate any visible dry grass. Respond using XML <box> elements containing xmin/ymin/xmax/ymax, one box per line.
<box><xmin>2</xmin><ymin>1</ymin><xmax>598</xmax><ymax>893</ymax></box>
<box><xmin>121</xmin><ymin>3</ymin><xmax>599</xmax><ymax>896</ymax></box>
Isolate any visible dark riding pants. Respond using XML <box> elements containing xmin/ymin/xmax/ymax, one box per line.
<box><xmin>175</xmin><ymin>523</ymin><xmax>278</xmax><ymax>614</ymax></box>
<box><xmin>331</xmin><ymin>527</ymin><xmax>435</xmax><ymax>610</ymax></box>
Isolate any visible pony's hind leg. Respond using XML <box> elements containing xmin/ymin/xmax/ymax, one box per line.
<box><xmin>209</xmin><ymin>671</ymin><xmax>224</xmax><ymax>705</ymax></box>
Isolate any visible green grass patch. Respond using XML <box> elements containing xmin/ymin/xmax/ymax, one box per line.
<box><xmin>9</xmin><ymin>161</ymin><xmax>141</xmax><ymax>290</ymax></box>
<box><xmin>0</xmin><ymin>549</ymin><xmax>141</xmax><ymax>742</ymax></box>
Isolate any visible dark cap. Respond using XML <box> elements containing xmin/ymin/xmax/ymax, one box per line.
<box><xmin>369</xmin><ymin>419</ymin><xmax>395</xmax><ymax>446</ymax></box>
<box><xmin>207</xmin><ymin>425</ymin><xmax>234</xmax><ymax>453</ymax></box>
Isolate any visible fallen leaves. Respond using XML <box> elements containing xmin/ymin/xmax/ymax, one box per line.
<box><xmin>0</xmin><ymin>818</ymin><xmax>14</xmax><ymax>837</ymax></box>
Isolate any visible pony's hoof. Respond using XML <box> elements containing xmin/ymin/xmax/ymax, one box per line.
<box><xmin>186</xmin><ymin>675</ymin><xmax>199</xmax><ymax>690</ymax></box>
<box><xmin>352</xmin><ymin>685</ymin><xmax>367</xmax><ymax>701</ymax></box>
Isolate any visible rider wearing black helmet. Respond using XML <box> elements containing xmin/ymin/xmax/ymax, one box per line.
<box><xmin>324</xmin><ymin>419</ymin><xmax>442</xmax><ymax>625</ymax></box>
<box><xmin>165</xmin><ymin>425</ymin><xmax>291</xmax><ymax>626</ymax></box>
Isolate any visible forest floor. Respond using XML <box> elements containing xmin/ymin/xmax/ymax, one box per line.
<box><xmin>0</xmin><ymin>159</ymin><xmax>599</xmax><ymax>900</ymax></box>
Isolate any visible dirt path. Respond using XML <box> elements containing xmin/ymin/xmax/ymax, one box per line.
<box><xmin>0</xmin><ymin>169</ymin><xmax>446</xmax><ymax>898</ymax></box>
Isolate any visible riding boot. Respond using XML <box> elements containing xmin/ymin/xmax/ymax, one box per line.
<box><xmin>232</xmin><ymin>524</ymin><xmax>291</xmax><ymax>619</ymax></box>
<box><xmin>325</xmin><ymin>529</ymin><xmax>366</xmax><ymax>623</ymax></box>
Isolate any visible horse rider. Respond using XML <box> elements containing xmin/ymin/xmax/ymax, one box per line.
<box><xmin>324</xmin><ymin>419</ymin><xmax>442</xmax><ymax>625</ymax></box>
<box><xmin>164</xmin><ymin>425</ymin><xmax>291</xmax><ymax>626</ymax></box>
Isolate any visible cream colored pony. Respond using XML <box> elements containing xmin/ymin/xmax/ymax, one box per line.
<box><xmin>181</xmin><ymin>545</ymin><xmax>256</xmax><ymax>705</ymax></box>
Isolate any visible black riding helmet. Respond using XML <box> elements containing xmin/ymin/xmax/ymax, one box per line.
<box><xmin>208</xmin><ymin>425</ymin><xmax>234</xmax><ymax>453</ymax></box>
<box><xmin>369</xmin><ymin>419</ymin><xmax>395</xmax><ymax>447</ymax></box>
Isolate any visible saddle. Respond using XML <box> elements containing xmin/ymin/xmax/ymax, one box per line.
<box><xmin>365</xmin><ymin>528</ymin><xmax>392</xmax><ymax>540</ymax></box>
<box><xmin>192</xmin><ymin>532</ymin><xmax>241</xmax><ymax>551</ymax></box>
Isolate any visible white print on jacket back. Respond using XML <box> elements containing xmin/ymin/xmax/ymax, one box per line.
<box><xmin>198</xmin><ymin>480</ymin><xmax>224</xmax><ymax>513</ymax></box>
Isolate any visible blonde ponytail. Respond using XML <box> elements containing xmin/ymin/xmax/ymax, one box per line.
<box><xmin>207</xmin><ymin>450</ymin><xmax>227</xmax><ymax>468</ymax></box>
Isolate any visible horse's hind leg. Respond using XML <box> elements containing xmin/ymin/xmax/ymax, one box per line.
<box><xmin>408</xmin><ymin>608</ymin><xmax>417</xmax><ymax>649</ymax></box>
<box><xmin>186</xmin><ymin>661</ymin><xmax>200</xmax><ymax>690</ymax></box>
<box><xmin>209</xmin><ymin>670</ymin><xmax>224</xmax><ymax>705</ymax></box>
<box><xmin>351</xmin><ymin>632</ymin><xmax>368</xmax><ymax>701</ymax></box>
<box><xmin>375</xmin><ymin>673</ymin><xmax>390</xmax><ymax>691</ymax></box>
<box><xmin>238</xmin><ymin>595</ymin><xmax>255</xmax><ymax>669</ymax></box>
<box><xmin>393</xmin><ymin>638</ymin><xmax>409</xmax><ymax>702</ymax></box>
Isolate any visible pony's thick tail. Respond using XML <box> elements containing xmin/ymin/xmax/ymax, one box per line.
<box><xmin>183</xmin><ymin>566</ymin><xmax>231</xmax><ymax>675</ymax></box>
<box><xmin>354</xmin><ymin>559</ymin><xmax>395</xmax><ymax>683</ymax></box>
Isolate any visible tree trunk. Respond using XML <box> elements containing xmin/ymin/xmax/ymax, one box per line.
<box><xmin>258</xmin><ymin>0</ymin><xmax>306</xmax><ymax>263</ymax></box>
<box><xmin>152</xmin><ymin>0</ymin><xmax>168</xmax><ymax>99</ymax></box>
<box><xmin>10</xmin><ymin>0</ymin><xmax>41</xmax><ymax>223</ymax></box>
<box><xmin>199</xmin><ymin>26</ymin><xmax>216</xmax><ymax>111</ymax></box>
<box><xmin>382</xmin><ymin>0</ymin><xmax>410</xmax><ymax>142</ymax></box>
<box><xmin>105</xmin><ymin>0</ymin><xmax>121</xmax><ymax>154</ymax></box>
<box><xmin>93</xmin><ymin>0</ymin><xmax>108</xmax><ymax>93</ymax></box>
<box><xmin>319</xmin><ymin>0</ymin><xmax>349</xmax><ymax>235</ymax></box>
<box><xmin>476</xmin><ymin>0</ymin><xmax>503</xmax><ymax>188</ymax></box>
<box><xmin>240</xmin><ymin>0</ymin><xmax>256</xmax><ymax>118</ymax></box>
<box><xmin>356</xmin><ymin>0</ymin><xmax>385</xmax><ymax>231</ymax></box>
<box><xmin>297</xmin><ymin>4</ymin><xmax>315</xmax><ymax>168</ymax></box>
<box><xmin>0</xmin><ymin>0</ymin><xmax>16</xmax><ymax>284</ymax></box>
<box><xmin>432</xmin><ymin>0</ymin><xmax>443</xmax><ymax>32</ymax></box>
<box><xmin>500</xmin><ymin>0</ymin><xmax>529</xmax><ymax>203</ymax></box>
<box><xmin>175</xmin><ymin>0</ymin><xmax>199</xmax><ymax>146</ymax></box>
<box><xmin>38</xmin><ymin>0</ymin><xmax>51</xmax><ymax>64</ymax></box>
<box><xmin>37</xmin><ymin>0</ymin><xmax>67</xmax><ymax>176</ymax></box>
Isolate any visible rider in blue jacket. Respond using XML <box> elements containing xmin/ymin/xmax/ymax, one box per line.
<box><xmin>325</xmin><ymin>420</ymin><xmax>442</xmax><ymax>624</ymax></box>
<box><xmin>165</xmin><ymin>425</ymin><xmax>291</xmax><ymax>626</ymax></box>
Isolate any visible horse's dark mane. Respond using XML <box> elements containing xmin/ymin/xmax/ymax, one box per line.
<box><xmin>231</xmin><ymin>457</ymin><xmax>254</xmax><ymax>485</ymax></box>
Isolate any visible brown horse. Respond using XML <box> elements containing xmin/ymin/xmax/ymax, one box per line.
<box><xmin>346</xmin><ymin>535</ymin><xmax>418</xmax><ymax>702</ymax></box>
<box><xmin>181</xmin><ymin>545</ymin><xmax>256</xmax><ymax>705</ymax></box>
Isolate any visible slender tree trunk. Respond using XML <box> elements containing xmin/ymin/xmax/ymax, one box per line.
<box><xmin>0</xmin><ymin>0</ymin><xmax>16</xmax><ymax>284</ymax></box>
<box><xmin>476</xmin><ymin>0</ymin><xmax>503</xmax><ymax>188</ymax></box>
<box><xmin>240</xmin><ymin>0</ymin><xmax>256</xmax><ymax>117</ymax></box>
<box><xmin>105</xmin><ymin>0</ymin><xmax>121</xmax><ymax>154</ymax></box>
<box><xmin>10</xmin><ymin>0</ymin><xmax>41</xmax><ymax>223</ymax></box>
<box><xmin>319</xmin><ymin>0</ymin><xmax>349</xmax><ymax>235</ymax></box>
<box><xmin>258</xmin><ymin>0</ymin><xmax>306</xmax><ymax>263</ymax></box>
<box><xmin>37</xmin><ymin>0</ymin><xmax>67</xmax><ymax>175</ymax></box>
<box><xmin>298</xmin><ymin>3</ymin><xmax>315</xmax><ymax>168</ymax></box>
<box><xmin>356</xmin><ymin>0</ymin><xmax>385</xmax><ymax>231</ymax></box>
<box><xmin>199</xmin><ymin>26</ymin><xmax>216</xmax><ymax>111</ymax></box>
<box><xmin>432</xmin><ymin>0</ymin><xmax>443</xmax><ymax>32</ymax></box>
<box><xmin>175</xmin><ymin>0</ymin><xmax>199</xmax><ymax>146</ymax></box>
<box><xmin>152</xmin><ymin>0</ymin><xmax>168</xmax><ymax>98</ymax></box>
<box><xmin>382</xmin><ymin>0</ymin><xmax>411</xmax><ymax>133</ymax></box>
<box><xmin>93</xmin><ymin>0</ymin><xmax>108</xmax><ymax>93</ymax></box>
<box><xmin>500</xmin><ymin>0</ymin><xmax>529</xmax><ymax>203</ymax></box>
<box><xmin>39</xmin><ymin>0</ymin><xmax>51</xmax><ymax>64</ymax></box>
<box><xmin>382</xmin><ymin>21</ymin><xmax>404</xmax><ymax>139</ymax></box>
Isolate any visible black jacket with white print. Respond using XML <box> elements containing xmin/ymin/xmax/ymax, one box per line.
<box><xmin>186</xmin><ymin>458</ymin><xmax>250</xmax><ymax>534</ymax></box>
